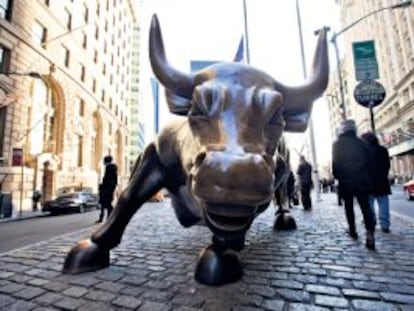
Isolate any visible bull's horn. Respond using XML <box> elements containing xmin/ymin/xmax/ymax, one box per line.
<box><xmin>280</xmin><ymin>27</ymin><xmax>330</xmax><ymax>132</ymax></box>
<box><xmin>149</xmin><ymin>14</ymin><xmax>195</xmax><ymax>98</ymax></box>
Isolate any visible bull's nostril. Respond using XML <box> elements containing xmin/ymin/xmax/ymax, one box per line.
<box><xmin>195</xmin><ymin>152</ymin><xmax>207</xmax><ymax>167</ymax></box>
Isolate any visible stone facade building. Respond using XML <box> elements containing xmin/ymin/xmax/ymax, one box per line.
<box><xmin>328</xmin><ymin>0</ymin><xmax>414</xmax><ymax>182</ymax></box>
<box><xmin>0</xmin><ymin>0</ymin><xmax>138</xmax><ymax>213</ymax></box>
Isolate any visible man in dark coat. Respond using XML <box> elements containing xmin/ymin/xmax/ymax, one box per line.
<box><xmin>96</xmin><ymin>155</ymin><xmax>118</xmax><ymax>223</ymax></box>
<box><xmin>297</xmin><ymin>155</ymin><xmax>313</xmax><ymax>210</ymax></box>
<box><xmin>361</xmin><ymin>132</ymin><xmax>391</xmax><ymax>233</ymax></box>
<box><xmin>332</xmin><ymin>119</ymin><xmax>376</xmax><ymax>250</ymax></box>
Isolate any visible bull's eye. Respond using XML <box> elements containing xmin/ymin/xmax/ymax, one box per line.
<box><xmin>189</xmin><ymin>87</ymin><xmax>211</xmax><ymax>120</ymax></box>
<box><xmin>256</xmin><ymin>89</ymin><xmax>283</xmax><ymax>125</ymax></box>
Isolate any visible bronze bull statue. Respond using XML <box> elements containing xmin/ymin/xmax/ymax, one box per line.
<box><xmin>63</xmin><ymin>14</ymin><xmax>329</xmax><ymax>286</ymax></box>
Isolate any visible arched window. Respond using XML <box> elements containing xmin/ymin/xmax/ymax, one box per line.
<box><xmin>29</xmin><ymin>78</ymin><xmax>54</xmax><ymax>156</ymax></box>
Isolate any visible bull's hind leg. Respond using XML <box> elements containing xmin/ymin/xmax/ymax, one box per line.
<box><xmin>63</xmin><ymin>144</ymin><xmax>165</xmax><ymax>274</ymax></box>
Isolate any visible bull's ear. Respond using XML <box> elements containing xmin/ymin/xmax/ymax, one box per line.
<box><xmin>280</xmin><ymin>27</ymin><xmax>329</xmax><ymax>132</ymax></box>
<box><xmin>165</xmin><ymin>89</ymin><xmax>192</xmax><ymax>115</ymax></box>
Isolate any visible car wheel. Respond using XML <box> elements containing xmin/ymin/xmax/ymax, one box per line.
<box><xmin>405</xmin><ymin>189</ymin><xmax>413</xmax><ymax>201</ymax></box>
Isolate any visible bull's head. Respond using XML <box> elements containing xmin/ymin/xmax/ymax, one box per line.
<box><xmin>149</xmin><ymin>15</ymin><xmax>329</xmax><ymax>236</ymax></box>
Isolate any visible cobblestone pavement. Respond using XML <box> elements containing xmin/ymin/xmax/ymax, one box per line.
<box><xmin>0</xmin><ymin>193</ymin><xmax>414</xmax><ymax>310</ymax></box>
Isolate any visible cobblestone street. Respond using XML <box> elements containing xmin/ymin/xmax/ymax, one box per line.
<box><xmin>0</xmin><ymin>193</ymin><xmax>414</xmax><ymax>310</ymax></box>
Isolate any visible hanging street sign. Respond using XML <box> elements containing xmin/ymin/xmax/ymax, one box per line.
<box><xmin>353</xmin><ymin>79</ymin><xmax>386</xmax><ymax>108</ymax></box>
<box><xmin>352</xmin><ymin>40</ymin><xmax>379</xmax><ymax>81</ymax></box>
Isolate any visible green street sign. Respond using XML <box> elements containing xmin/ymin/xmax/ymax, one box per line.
<box><xmin>352</xmin><ymin>40</ymin><xmax>379</xmax><ymax>81</ymax></box>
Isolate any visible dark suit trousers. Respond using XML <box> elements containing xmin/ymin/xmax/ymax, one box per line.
<box><xmin>341</xmin><ymin>189</ymin><xmax>375</xmax><ymax>232</ymax></box>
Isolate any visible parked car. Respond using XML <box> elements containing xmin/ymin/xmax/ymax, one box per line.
<box><xmin>42</xmin><ymin>188</ymin><xmax>99</xmax><ymax>215</ymax></box>
<box><xmin>403</xmin><ymin>179</ymin><xmax>414</xmax><ymax>201</ymax></box>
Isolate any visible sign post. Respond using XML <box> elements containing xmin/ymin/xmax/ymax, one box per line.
<box><xmin>352</xmin><ymin>40</ymin><xmax>379</xmax><ymax>81</ymax></box>
<box><xmin>353</xmin><ymin>79</ymin><xmax>386</xmax><ymax>134</ymax></box>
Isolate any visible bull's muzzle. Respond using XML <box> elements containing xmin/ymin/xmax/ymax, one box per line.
<box><xmin>193</xmin><ymin>151</ymin><xmax>274</xmax><ymax>206</ymax></box>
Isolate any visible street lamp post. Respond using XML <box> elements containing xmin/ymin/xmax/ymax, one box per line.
<box><xmin>330</xmin><ymin>0</ymin><xmax>412</xmax><ymax>120</ymax></box>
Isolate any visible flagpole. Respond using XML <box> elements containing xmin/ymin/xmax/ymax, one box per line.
<box><xmin>242</xmin><ymin>0</ymin><xmax>251</xmax><ymax>64</ymax></box>
<box><xmin>295</xmin><ymin>0</ymin><xmax>321</xmax><ymax>201</ymax></box>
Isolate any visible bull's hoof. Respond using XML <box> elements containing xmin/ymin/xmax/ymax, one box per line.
<box><xmin>62</xmin><ymin>239</ymin><xmax>110</xmax><ymax>274</ymax></box>
<box><xmin>194</xmin><ymin>245</ymin><xmax>242</xmax><ymax>286</ymax></box>
<box><xmin>274</xmin><ymin>212</ymin><xmax>297</xmax><ymax>231</ymax></box>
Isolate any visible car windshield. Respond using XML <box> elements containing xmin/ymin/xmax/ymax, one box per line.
<box><xmin>57</xmin><ymin>187</ymin><xmax>93</xmax><ymax>196</ymax></box>
<box><xmin>58</xmin><ymin>193</ymin><xmax>82</xmax><ymax>199</ymax></box>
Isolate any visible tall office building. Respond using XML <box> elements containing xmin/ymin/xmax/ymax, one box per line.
<box><xmin>128</xmin><ymin>24</ymin><xmax>145</xmax><ymax>171</ymax></box>
<box><xmin>328</xmin><ymin>0</ymin><xmax>414</xmax><ymax>181</ymax></box>
<box><xmin>0</xmin><ymin>1</ymin><xmax>138</xmax><ymax>212</ymax></box>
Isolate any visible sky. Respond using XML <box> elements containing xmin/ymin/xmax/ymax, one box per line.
<box><xmin>138</xmin><ymin>0</ymin><xmax>341</xmax><ymax>168</ymax></box>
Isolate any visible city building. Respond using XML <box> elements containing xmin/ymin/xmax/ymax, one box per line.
<box><xmin>0</xmin><ymin>0</ymin><xmax>138</xmax><ymax>213</ymax></box>
<box><xmin>128</xmin><ymin>24</ymin><xmax>145</xmax><ymax>173</ymax></box>
<box><xmin>328</xmin><ymin>0</ymin><xmax>414</xmax><ymax>182</ymax></box>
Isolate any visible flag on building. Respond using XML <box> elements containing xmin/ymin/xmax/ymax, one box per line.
<box><xmin>233</xmin><ymin>36</ymin><xmax>244</xmax><ymax>62</ymax></box>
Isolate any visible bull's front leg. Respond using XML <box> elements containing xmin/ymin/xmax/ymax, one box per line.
<box><xmin>273</xmin><ymin>159</ymin><xmax>297</xmax><ymax>231</ymax></box>
<box><xmin>63</xmin><ymin>144</ymin><xmax>165</xmax><ymax>274</ymax></box>
<box><xmin>195</xmin><ymin>233</ymin><xmax>245</xmax><ymax>286</ymax></box>
<box><xmin>274</xmin><ymin>185</ymin><xmax>297</xmax><ymax>230</ymax></box>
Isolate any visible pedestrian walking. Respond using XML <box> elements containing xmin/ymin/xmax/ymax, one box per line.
<box><xmin>96</xmin><ymin>155</ymin><xmax>118</xmax><ymax>223</ymax></box>
<box><xmin>296</xmin><ymin>155</ymin><xmax>313</xmax><ymax>210</ymax></box>
<box><xmin>361</xmin><ymin>131</ymin><xmax>391</xmax><ymax>233</ymax></box>
<box><xmin>32</xmin><ymin>190</ymin><xmax>42</xmax><ymax>212</ymax></box>
<box><xmin>332</xmin><ymin>119</ymin><xmax>376</xmax><ymax>250</ymax></box>
<box><xmin>287</xmin><ymin>170</ymin><xmax>296</xmax><ymax>208</ymax></box>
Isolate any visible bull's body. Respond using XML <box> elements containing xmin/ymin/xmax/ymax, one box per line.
<box><xmin>63</xmin><ymin>15</ymin><xmax>329</xmax><ymax>286</ymax></box>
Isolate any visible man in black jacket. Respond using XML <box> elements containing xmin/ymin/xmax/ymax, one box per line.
<box><xmin>361</xmin><ymin>132</ymin><xmax>391</xmax><ymax>233</ymax></box>
<box><xmin>297</xmin><ymin>155</ymin><xmax>313</xmax><ymax>210</ymax></box>
<box><xmin>332</xmin><ymin>119</ymin><xmax>376</xmax><ymax>250</ymax></box>
<box><xmin>96</xmin><ymin>155</ymin><xmax>118</xmax><ymax>223</ymax></box>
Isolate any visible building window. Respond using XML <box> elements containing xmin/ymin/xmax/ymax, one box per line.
<box><xmin>82</xmin><ymin>33</ymin><xmax>87</xmax><ymax>49</ymax></box>
<box><xmin>83</xmin><ymin>4</ymin><xmax>89</xmax><ymax>23</ymax></box>
<box><xmin>61</xmin><ymin>45</ymin><xmax>70</xmax><ymax>68</ymax></box>
<box><xmin>77</xmin><ymin>135</ymin><xmax>83</xmax><ymax>167</ymax></box>
<box><xmin>92</xmin><ymin>79</ymin><xmax>96</xmax><ymax>93</ymax></box>
<box><xmin>93</xmin><ymin>50</ymin><xmax>98</xmax><ymax>63</ymax></box>
<box><xmin>0</xmin><ymin>45</ymin><xmax>11</xmax><ymax>72</ymax></box>
<box><xmin>95</xmin><ymin>24</ymin><xmax>99</xmax><ymax>40</ymax></box>
<box><xmin>32</xmin><ymin>21</ymin><xmax>48</xmax><ymax>46</ymax></box>
<box><xmin>29</xmin><ymin>79</ymin><xmax>53</xmax><ymax>156</ymax></box>
<box><xmin>65</xmin><ymin>9</ymin><xmax>72</xmax><ymax>30</ymax></box>
<box><xmin>80</xmin><ymin>64</ymin><xmax>85</xmax><ymax>82</ymax></box>
<box><xmin>0</xmin><ymin>0</ymin><xmax>12</xmax><ymax>20</ymax></box>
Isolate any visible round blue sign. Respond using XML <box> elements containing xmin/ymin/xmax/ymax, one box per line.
<box><xmin>353</xmin><ymin>79</ymin><xmax>386</xmax><ymax>108</ymax></box>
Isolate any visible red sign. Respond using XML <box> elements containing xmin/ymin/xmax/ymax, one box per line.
<box><xmin>12</xmin><ymin>148</ymin><xmax>23</xmax><ymax>166</ymax></box>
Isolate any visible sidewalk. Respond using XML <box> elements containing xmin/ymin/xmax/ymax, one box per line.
<box><xmin>0</xmin><ymin>209</ymin><xmax>47</xmax><ymax>223</ymax></box>
<box><xmin>0</xmin><ymin>193</ymin><xmax>413</xmax><ymax>310</ymax></box>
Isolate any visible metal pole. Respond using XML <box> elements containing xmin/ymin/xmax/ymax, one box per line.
<box><xmin>331</xmin><ymin>35</ymin><xmax>346</xmax><ymax>120</ymax></box>
<box><xmin>295</xmin><ymin>0</ymin><xmax>321</xmax><ymax>201</ymax></box>
<box><xmin>369</xmin><ymin>106</ymin><xmax>376</xmax><ymax>134</ymax></box>
<box><xmin>19</xmin><ymin>149</ymin><xmax>24</xmax><ymax>217</ymax></box>
<box><xmin>242</xmin><ymin>0</ymin><xmax>251</xmax><ymax>64</ymax></box>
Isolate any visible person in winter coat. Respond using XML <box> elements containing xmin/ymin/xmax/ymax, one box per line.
<box><xmin>332</xmin><ymin>119</ymin><xmax>376</xmax><ymax>250</ymax></box>
<box><xmin>361</xmin><ymin>131</ymin><xmax>391</xmax><ymax>233</ymax></box>
<box><xmin>96</xmin><ymin>155</ymin><xmax>118</xmax><ymax>223</ymax></box>
<box><xmin>297</xmin><ymin>155</ymin><xmax>313</xmax><ymax>210</ymax></box>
